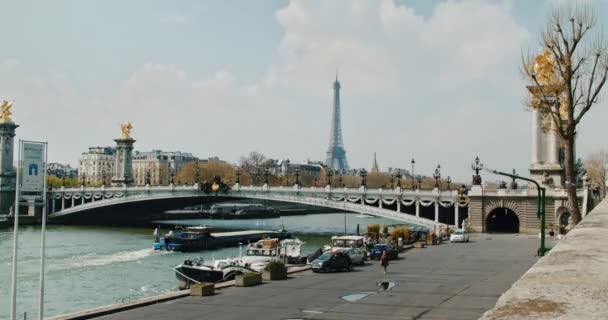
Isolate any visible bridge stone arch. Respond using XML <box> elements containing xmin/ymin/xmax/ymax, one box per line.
<box><xmin>484</xmin><ymin>198</ymin><xmax>525</xmax><ymax>233</ymax></box>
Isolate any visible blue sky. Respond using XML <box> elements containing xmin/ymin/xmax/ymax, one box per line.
<box><xmin>1</xmin><ymin>0</ymin><xmax>607</xmax><ymax>182</ymax></box>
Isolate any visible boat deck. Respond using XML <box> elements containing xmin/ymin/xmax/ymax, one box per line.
<box><xmin>210</xmin><ymin>230</ymin><xmax>282</xmax><ymax>238</ymax></box>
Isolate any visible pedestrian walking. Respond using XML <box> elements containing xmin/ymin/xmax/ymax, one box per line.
<box><xmin>380</xmin><ymin>251</ymin><xmax>389</xmax><ymax>274</ymax></box>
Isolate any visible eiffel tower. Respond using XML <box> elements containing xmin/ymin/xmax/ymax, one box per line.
<box><xmin>325</xmin><ymin>75</ymin><xmax>349</xmax><ymax>173</ymax></box>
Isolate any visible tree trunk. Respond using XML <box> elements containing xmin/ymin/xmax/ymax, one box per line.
<box><xmin>564</xmin><ymin>135</ymin><xmax>582</xmax><ymax>224</ymax></box>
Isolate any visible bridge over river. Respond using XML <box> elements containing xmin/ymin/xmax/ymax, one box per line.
<box><xmin>48</xmin><ymin>184</ymin><xmax>472</xmax><ymax>228</ymax></box>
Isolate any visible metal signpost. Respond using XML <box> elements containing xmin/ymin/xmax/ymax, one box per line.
<box><xmin>9</xmin><ymin>140</ymin><xmax>48</xmax><ymax>320</ymax></box>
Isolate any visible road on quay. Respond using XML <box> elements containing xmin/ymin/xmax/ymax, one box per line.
<box><xmin>96</xmin><ymin>234</ymin><xmax>542</xmax><ymax>320</ymax></box>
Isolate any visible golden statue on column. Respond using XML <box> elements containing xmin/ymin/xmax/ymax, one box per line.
<box><xmin>120</xmin><ymin>122</ymin><xmax>133</xmax><ymax>139</ymax></box>
<box><xmin>0</xmin><ymin>100</ymin><xmax>13</xmax><ymax>122</ymax></box>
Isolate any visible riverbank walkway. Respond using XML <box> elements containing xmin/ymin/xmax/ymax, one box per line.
<box><xmin>92</xmin><ymin>234</ymin><xmax>540</xmax><ymax>320</ymax></box>
<box><xmin>482</xmin><ymin>199</ymin><xmax>608</xmax><ymax>320</ymax></box>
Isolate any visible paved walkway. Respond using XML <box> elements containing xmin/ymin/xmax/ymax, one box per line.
<box><xmin>97</xmin><ymin>234</ymin><xmax>540</xmax><ymax>320</ymax></box>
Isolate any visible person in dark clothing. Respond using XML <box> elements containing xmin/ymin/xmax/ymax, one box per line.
<box><xmin>380</xmin><ymin>251</ymin><xmax>389</xmax><ymax>274</ymax></box>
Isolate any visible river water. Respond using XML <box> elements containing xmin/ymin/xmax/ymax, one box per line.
<box><xmin>0</xmin><ymin>213</ymin><xmax>404</xmax><ymax>319</ymax></box>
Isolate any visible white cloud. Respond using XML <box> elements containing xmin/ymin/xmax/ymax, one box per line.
<box><xmin>7</xmin><ymin>0</ymin><xmax>606</xmax><ymax>181</ymax></box>
<box><xmin>160</xmin><ymin>15</ymin><xmax>192</xmax><ymax>25</ymax></box>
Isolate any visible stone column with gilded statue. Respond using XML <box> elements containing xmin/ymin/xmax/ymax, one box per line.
<box><xmin>112</xmin><ymin>122</ymin><xmax>135</xmax><ymax>187</ymax></box>
<box><xmin>527</xmin><ymin>49</ymin><xmax>564</xmax><ymax>188</ymax></box>
<box><xmin>0</xmin><ymin>100</ymin><xmax>18</xmax><ymax>216</ymax></box>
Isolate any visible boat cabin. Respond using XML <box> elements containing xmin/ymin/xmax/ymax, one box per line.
<box><xmin>331</xmin><ymin>235</ymin><xmax>365</xmax><ymax>249</ymax></box>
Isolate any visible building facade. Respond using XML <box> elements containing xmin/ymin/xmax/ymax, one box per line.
<box><xmin>132</xmin><ymin>150</ymin><xmax>198</xmax><ymax>185</ymax></box>
<box><xmin>48</xmin><ymin>163</ymin><xmax>78</xmax><ymax>179</ymax></box>
<box><xmin>78</xmin><ymin>147</ymin><xmax>116</xmax><ymax>185</ymax></box>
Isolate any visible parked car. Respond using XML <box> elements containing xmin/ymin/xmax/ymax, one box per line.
<box><xmin>344</xmin><ymin>248</ymin><xmax>366</xmax><ymax>265</ymax></box>
<box><xmin>450</xmin><ymin>230</ymin><xmax>469</xmax><ymax>243</ymax></box>
<box><xmin>311</xmin><ymin>252</ymin><xmax>354</xmax><ymax>273</ymax></box>
<box><xmin>369</xmin><ymin>244</ymin><xmax>399</xmax><ymax>260</ymax></box>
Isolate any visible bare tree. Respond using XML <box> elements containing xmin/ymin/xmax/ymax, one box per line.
<box><xmin>522</xmin><ymin>5</ymin><xmax>608</xmax><ymax>225</ymax></box>
<box><xmin>239</xmin><ymin>151</ymin><xmax>272</xmax><ymax>185</ymax></box>
<box><xmin>585</xmin><ymin>151</ymin><xmax>607</xmax><ymax>198</ymax></box>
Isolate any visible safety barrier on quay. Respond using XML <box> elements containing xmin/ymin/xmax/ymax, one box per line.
<box><xmin>481</xmin><ymin>198</ymin><xmax>608</xmax><ymax>320</ymax></box>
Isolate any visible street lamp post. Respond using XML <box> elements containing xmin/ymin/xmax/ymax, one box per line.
<box><xmin>471</xmin><ymin>156</ymin><xmax>484</xmax><ymax>185</ymax></box>
<box><xmin>433</xmin><ymin>165</ymin><xmax>441</xmax><ymax>189</ymax></box>
<box><xmin>235</xmin><ymin>167</ymin><xmax>241</xmax><ymax>185</ymax></box>
<box><xmin>338</xmin><ymin>175</ymin><xmax>343</xmax><ymax>188</ymax></box>
<box><xmin>294</xmin><ymin>168</ymin><xmax>300</xmax><ymax>186</ymax></box>
<box><xmin>326</xmin><ymin>168</ymin><xmax>333</xmax><ymax>187</ymax></box>
<box><xmin>80</xmin><ymin>173</ymin><xmax>86</xmax><ymax>187</ymax></box>
<box><xmin>169</xmin><ymin>167</ymin><xmax>175</xmax><ymax>185</ymax></box>
<box><xmin>396</xmin><ymin>170</ymin><xmax>402</xmax><ymax>189</ymax></box>
<box><xmin>194</xmin><ymin>161</ymin><xmax>200</xmax><ymax>185</ymax></box>
<box><xmin>410</xmin><ymin>158</ymin><xmax>416</xmax><ymax>190</ymax></box>
<box><xmin>263</xmin><ymin>168</ymin><xmax>270</xmax><ymax>185</ymax></box>
<box><xmin>359</xmin><ymin>169</ymin><xmax>368</xmax><ymax>189</ymax></box>
<box><xmin>486</xmin><ymin>168</ymin><xmax>547</xmax><ymax>256</ymax></box>
<box><xmin>446</xmin><ymin>176</ymin><xmax>452</xmax><ymax>190</ymax></box>
<box><xmin>390</xmin><ymin>174</ymin><xmax>395</xmax><ymax>189</ymax></box>
<box><xmin>145</xmin><ymin>169</ymin><xmax>151</xmax><ymax>185</ymax></box>
<box><xmin>101</xmin><ymin>169</ymin><xmax>106</xmax><ymax>187</ymax></box>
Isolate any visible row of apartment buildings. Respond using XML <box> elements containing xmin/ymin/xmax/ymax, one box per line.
<box><xmin>78</xmin><ymin>147</ymin><xmax>199</xmax><ymax>185</ymax></box>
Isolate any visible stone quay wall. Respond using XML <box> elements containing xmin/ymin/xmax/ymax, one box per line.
<box><xmin>481</xmin><ymin>199</ymin><xmax>608</xmax><ymax>320</ymax></box>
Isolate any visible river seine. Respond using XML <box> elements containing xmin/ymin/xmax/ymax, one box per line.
<box><xmin>0</xmin><ymin>213</ymin><xmax>404</xmax><ymax>319</ymax></box>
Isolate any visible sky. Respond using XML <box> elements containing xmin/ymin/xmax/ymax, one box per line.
<box><xmin>1</xmin><ymin>0</ymin><xmax>607</xmax><ymax>182</ymax></box>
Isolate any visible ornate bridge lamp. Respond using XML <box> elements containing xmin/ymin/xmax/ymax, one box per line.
<box><xmin>338</xmin><ymin>174</ymin><xmax>343</xmax><ymax>188</ymax></box>
<box><xmin>62</xmin><ymin>175</ymin><xmax>68</xmax><ymax>187</ymax></box>
<box><xmin>263</xmin><ymin>168</ymin><xmax>270</xmax><ymax>186</ymax></box>
<box><xmin>471</xmin><ymin>156</ymin><xmax>484</xmax><ymax>185</ymax></box>
<box><xmin>326</xmin><ymin>168</ymin><xmax>333</xmax><ymax>188</ymax></box>
<box><xmin>294</xmin><ymin>168</ymin><xmax>300</xmax><ymax>186</ymax></box>
<box><xmin>433</xmin><ymin>165</ymin><xmax>441</xmax><ymax>189</ymax></box>
<box><xmin>510</xmin><ymin>169</ymin><xmax>518</xmax><ymax>189</ymax></box>
<box><xmin>410</xmin><ymin>158</ymin><xmax>416</xmax><ymax>190</ymax></box>
<box><xmin>235</xmin><ymin>167</ymin><xmax>241</xmax><ymax>185</ymax></box>
<box><xmin>395</xmin><ymin>170</ymin><xmax>403</xmax><ymax>190</ymax></box>
<box><xmin>359</xmin><ymin>168</ymin><xmax>368</xmax><ymax>190</ymax></box>
<box><xmin>446</xmin><ymin>176</ymin><xmax>452</xmax><ymax>190</ymax></box>
<box><xmin>389</xmin><ymin>174</ymin><xmax>395</xmax><ymax>189</ymax></box>
<box><xmin>169</xmin><ymin>167</ymin><xmax>175</xmax><ymax>185</ymax></box>
<box><xmin>101</xmin><ymin>169</ymin><xmax>107</xmax><ymax>187</ymax></box>
<box><xmin>80</xmin><ymin>173</ymin><xmax>86</xmax><ymax>187</ymax></box>
<box><xmin>194</xmin><ymin>161</ymin><xmax>201</xmax><ymax>185</ymax></box>
<box><xmin>145</xmin><ymin>169</ymin><xmax>151</xmax><ymax>186</ymax></box>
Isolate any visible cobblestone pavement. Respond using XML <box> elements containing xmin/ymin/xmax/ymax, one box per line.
<box><xmin>97</xmin><ymin>234</ymin><xmax>541</xmax><ymax>320</ymax></box>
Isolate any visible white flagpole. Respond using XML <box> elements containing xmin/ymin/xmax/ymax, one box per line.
<box><xmin>10</xmin><ymin>139</ymin><xmax>22</xmax><ymax>320</ymax></box>
<box><xmin>38</xmin><ymin>142</ymin><xmax>48</xmax><ymax>320</ymax></box>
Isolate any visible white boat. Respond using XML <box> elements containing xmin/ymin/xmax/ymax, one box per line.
<box><xmin>323</xmin><ymin>235</ymin><xmax>366</xmax><ymax>252</ymax></box>
<box><xmin>174</xmin><ymin>256</ymin><xmax>270</xmax><ymax>289</ymax></box>
<box><xmin>245</xmin><ymin>238</ymin><xmax>305</xmax><ymax>262</ymax></box>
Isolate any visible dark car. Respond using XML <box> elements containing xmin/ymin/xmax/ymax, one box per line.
<box><xmin>369</xmin><ymin>244</ymin><xmax>399</xmax><ymax>260</ymax></box>
<box><xmin>311</xmin><ymin>252</ymin><xmax>354</xmax><ymax>273</ymax></box>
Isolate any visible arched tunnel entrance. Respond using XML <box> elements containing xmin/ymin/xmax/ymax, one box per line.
<box><xmin>486</xmin><ymin>208</ymin><xmax>519</xmax><ymax>233</ymax></box>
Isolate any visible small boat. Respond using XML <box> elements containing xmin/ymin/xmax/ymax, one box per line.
<box><xmin>323</xmin><ymin>235</ymin><xmax>366</xmax><ymax>252</ymax></box>
<box><xmin>174</xmin><ymin>256</ymin><xmax>269</xmax><ymax>289</ymax></box>
<box><xmin>154</xmin><ymin>226</ymin><xmax>291</xmax><ymax>252</ymax></box>
<box><xmin>245</xmin><ymin>238</ymin><xmax>305</xmax><ymax>263</ymax></box>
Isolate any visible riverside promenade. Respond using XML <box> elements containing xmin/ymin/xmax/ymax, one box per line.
<box><xmin>482</xmin><ymin>199</ymin><xmax>608</xmax><ymax>320</ymax></box>
<box><xmin>83</xmin><ymin>234</ymin><xmax>540</xmax><ymax>320</ymax></box>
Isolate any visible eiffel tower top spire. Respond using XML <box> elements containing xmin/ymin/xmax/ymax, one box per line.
<box><xmin>325</xmin><ymin>74</ymin><xmax>349</xmax><ymax>173</ymax></box>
